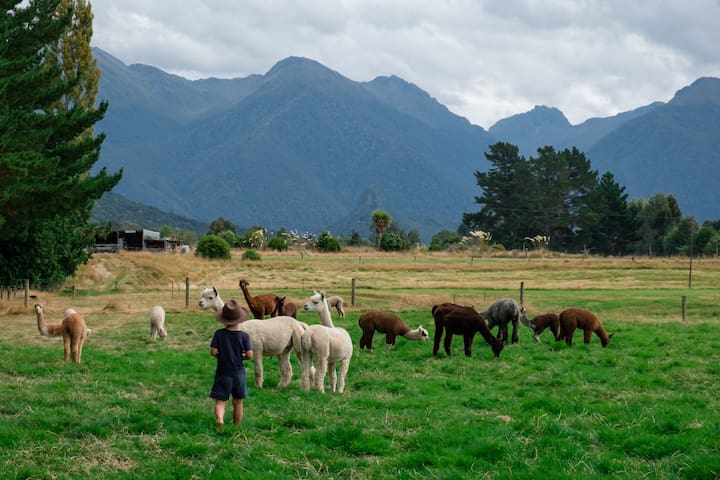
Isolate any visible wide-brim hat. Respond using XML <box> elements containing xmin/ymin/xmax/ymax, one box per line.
<box><xmin>215</xmin><ymin>299</ymin><xmax>249</xmax><ymax>326</ymax></box>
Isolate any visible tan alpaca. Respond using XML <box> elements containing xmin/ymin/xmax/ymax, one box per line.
<box><xmin>558</xmin><ymin>308</ymin><xmax>613</xmax><ymax>347</ymax></box>
<box><xmin>62</xmin><ymin>311</ymin><xmax>88</xmax><ymax>363</ymax></box>
<box><xmin>35</xmin><ymin>304</ymin><xmax>63</xmax><ymax>337</ymax></box>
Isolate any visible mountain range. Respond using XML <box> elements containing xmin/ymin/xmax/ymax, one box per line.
<box><xmin>91</xmin><ymin>48</ymin><xmax>720</xmax><ymax>241</ymax></box>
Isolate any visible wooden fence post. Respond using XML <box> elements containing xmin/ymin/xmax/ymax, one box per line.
<box><xmin>520</xmin><ymin>281</ymin><xmax>525</xmax><ymax>306</ymax></box>
<box><xmin>351</xmin><ymin>278</ymin><xmax>356</xmax><ymax>306</ymax></box>
<box><xmin>185</xmin><ymin>276</ymin><xmax>190</xmax><ymax>308</ymax></box>
<box><xmin>682</xmin><ymin>295</ymin><xmax>687</xmax><ymax>322</ymax></box>
<box><xmin>24</xmin><ymin>279</ymin><xmax>29</xmax><ymax>308</ymax></box>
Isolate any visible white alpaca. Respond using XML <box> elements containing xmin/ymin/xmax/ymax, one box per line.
<box><xmin>198</xmin><ymin>287</ymin><xmax>308</xmax><ymax>388</ymax></box>
<box><xmin>301</xmin><ymin>290</ymin><xmax>353</xmax><ymax>393</ymax></box>
<box><xmin>149</xmin><ymin>305</ymin><xmax>167</xmax><ymax>339</ymax></box>
<box><xmin>326</xmin><ymin>295</ymin><xmax>346</xmax><ymax>318</ymax></box>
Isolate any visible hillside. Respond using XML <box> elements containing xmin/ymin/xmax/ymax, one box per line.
<box><xmin>91</xmin><ymin>192</ymin><xmax>208</xmax><ymax>234</ymax></box>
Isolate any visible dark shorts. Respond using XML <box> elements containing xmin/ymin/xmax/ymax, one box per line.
<box><xmin>210</xmin><ymin>370</ymin><xmax>248</xmax><ymax>401</ymax></box>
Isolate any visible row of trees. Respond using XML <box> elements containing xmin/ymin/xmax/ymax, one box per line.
<box><xmin>1</xmin><ymin>0</ymin><xmax>122</xmax><ymax>288</ymax></box>
<box><xmin>459</xmin><ymin>143</ymin><xmax>719</xmax><ymax>256</ymax></box>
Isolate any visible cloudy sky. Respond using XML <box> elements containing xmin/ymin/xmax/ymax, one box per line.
<box><xmin>89</xmin><ymin>0</ymin><xmax>720</xmax><ymax>129</ymax></box>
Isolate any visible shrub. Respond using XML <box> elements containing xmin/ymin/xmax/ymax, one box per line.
<box><xmin>195</xmin><ymin>235</ymin><xmax>231</xmax><ymax>259</ymax></box>
<box><xmin>316</xmin><ymin>231</ymin><xmax>341</xmax><ymax>252</ymax></box>
<box><xmin>380</xmin><ymin>232</ymin><xmax>410</xmax><ymax>251</ymax></box>
<box><xmin>268</xmin><ymin>236</ymin><xmax>288</xmax><ymax>251</ymax></box>
<box><xmin>243</xmin><ymin>249</ymin><xmax>262</xmax><ymax>261</ymax></box>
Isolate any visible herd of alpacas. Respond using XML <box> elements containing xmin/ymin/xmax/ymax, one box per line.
<box><xmin>34</xmin><ymin>279</ymin><xmax>613</xmax><ymax>392</ymax></box>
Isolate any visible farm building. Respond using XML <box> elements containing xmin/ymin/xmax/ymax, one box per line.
<box><xmin>94</xmin><ymin>229</ymin><xmax>180</xmax><ymax>253</ymax></box>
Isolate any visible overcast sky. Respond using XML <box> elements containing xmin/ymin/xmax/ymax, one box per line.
<box><xmin>89</xmin><ymin>0</ymin><xmax>720</xmax><ymax>129</ymax></box>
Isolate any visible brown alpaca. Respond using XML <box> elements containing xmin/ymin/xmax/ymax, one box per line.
<box><xmin>558</xmin><ymin>308</ymin><xmax>613</xmax><ymax>347</ymax></box>
<box><xmin>62</xmin><ymin>311</ymin><xmax>88</xmax><ymax>363</ymax></box>
<box><xmin>238</xmin><ymin>279</ymin><xmax>279</xmax><ymax>319</ymax></box>
<box><xmin>431</xmin><ymin>302</ymin><xmax>503</xmax><ymax>358</ymax></box>
<box><xmin>35</xmin><ymin>304</ymin><xmax>63</xmax><ymax>337</ymax></box>
<box><xmin>273</xmin><ymin>296</ymin><xmax>298</xmax><ymax>318</ymax></box>
<box><xmin>358</xmin><ymin>311</ymin><xmax>429</xmax><ymax>350</ymax></box>
<box><xmin>526</xmin><ymin>313</ymin><xmax>561</xmax><ymax>343</ymax></box>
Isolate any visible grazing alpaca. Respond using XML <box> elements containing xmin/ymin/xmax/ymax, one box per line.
<box><xmin>62</xmin><ymin>310</ymin><xmax>88</xmax><ymax>363</ymax></box>
<box><xmin>149</xmin><ymin>305</ymin><xmax>167</xmax><ymax>339</ymax></box>
<box><xmin>273</xmin><ymin>296</ymin><xmax>299</xmax><ymax>318</ymax></box>
<box><xmin>358</xmin><ymin>311</ymin><xmax>429</xmax><ymax>350</ymax></box>
<box><xmin>35</xmin><ymin>304</ymin><xmax>63</xmax><ymax>337</ymax></box>
<box><xmin>479</xmin><ymin>298</ymin><xmax>527</xmax><ymax>345</ymax></box>
<box><xmin>431</xmin><ymin>302</ymin><xmax>503</xmax><ymax>358</ymax></box>
<box><xmin>198</xmin><ymin>288</ymin><xmax>307</xmax><ymax>388</ymax></box>
<box><xmin>198</xmin><ymin>286</ymin><xmax>224</xmax><ymax>312</ymax></box>
<box><xmin>301</xmin><ymin>291</ymin><xmax>353</xmax><ymax>393</ymax></box>
<box><xmin>523</xmin><ymin>313</ymin><xmax>561</xmax><ymax>343</ymax></box>
<box><xmin>326</xmin><ymin>295</ymin><xmax>346</xmax><ymax>318</ymax></box>
<box><xmin>238</xmin><ymin>279</ymin><xmax>280</xmax><ymax>319</ymax></box>
<box><xmin>558</xmin><ymin>308</ymin><xmax>613</xmax><ymax>347</ymax></box>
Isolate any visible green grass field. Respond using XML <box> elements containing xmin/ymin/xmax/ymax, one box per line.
<box><xmin>1</xmin><ymin>251</ymin><xmax>719</xmax><ymax>479</ymax></box>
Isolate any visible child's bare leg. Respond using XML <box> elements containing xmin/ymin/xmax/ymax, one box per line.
<box><xmin>232</xmin><ymin>398</ymin><xmax>244</xmax><ymax>425</ymax></box>
<box><xmin>215</xmin><ymin>400</ymin><xmax>226</xmax><ymax>426</ymax></box>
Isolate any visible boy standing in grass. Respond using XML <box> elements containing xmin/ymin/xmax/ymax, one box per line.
<box><xmin>210</xmin><ymin>300</ymin><xmax>254</xmax><ymax>428</ymax></box>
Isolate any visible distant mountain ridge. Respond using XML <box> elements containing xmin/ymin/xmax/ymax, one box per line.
<box><xmin>92</xmin><ymin>49</ymin><xmax>720</xmax><ymax>239</ymax></box>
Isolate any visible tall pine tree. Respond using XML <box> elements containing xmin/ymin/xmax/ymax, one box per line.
<box><xmin>0</xmin><ymin>0</ymin><xmax>122</xmax><ymax>287</ymax></box>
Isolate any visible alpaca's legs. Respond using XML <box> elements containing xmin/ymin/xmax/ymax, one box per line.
<box><xmin>359</xmin><ymin>331</ymin><xmax>374</xmax><ymax>350</ymax></box>
<box><xmin>75</xmin><ymin>336</ymin><xmax>85</xmax><ymax>364</ymax></box>
<box><xmin>462</xmin><ymin>334</ymin><xmax>474</xmax><ymax>357</ymax></box>
<box><xmin>253</xmin><ymin>353</ymin><xmax>264</xmax><ymax>388</ymax></box>
<box><xmin>315</xmin><ymin>357</ymin><xmax>328</xmax><ymax>393</ymax></box>
<box><xmin>277</xmin><ymin>352</ymin><xmax>292</xmax><ymax>388</ymax></box>
<box><xmin>336</xmin><ymin>359</ymin><xmax>350</xmax><ymax>394</ymax></box>
<box><xmin>564</xmin><ymin>327</ymin><xmax>576</xmax><ymax>346</ymax></box>
<box><xmin>63</xmin><ymin>335</ymin><xmax>71</xmax><ymax>362</ymax></box>
<box><xmin>328</xmin><ymin>361</ymin><xmax>337</xmax><ymax>392</ymax></box>
<box><xmin>385</xmin><ymin>333</ymin><xmax>396</xmax><ymax>350</ymax></box>
<box><xmin>443</xmin><ymin>332</ymin><xmax>454</xmax><ymax>356</ymax></box>
<box><xmin>510</xmin><ymin>318</ymin><xmax>519</xmax><ymax>344</ymax></box>
<box><xmin>432</xmin><ymin>325</ymin><xmax>443</xmax><ymax>356</ymax></box>
<box><xmin>300</xmin><ymin>351</ymin><xmax>313</xmax><ymax>391</ymax></box>
<box><xmin>583</xmin><ymin>329</ymin><xmax>593</xmax><ymax>344</ymax></box>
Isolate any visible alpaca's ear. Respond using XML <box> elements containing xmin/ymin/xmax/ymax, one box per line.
<box><xmin>320</xmin><ymin>291</ymin><xmax>326</xmax><ymax>299</ymax></box>
<box><xmin>213</xmin><ymin>286</ymin><xmax>218</xmax><ymax>295</ymax></box>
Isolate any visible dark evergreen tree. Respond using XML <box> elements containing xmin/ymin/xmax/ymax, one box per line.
<box><xmin>462</xmin><ymin>142</ymin><xmax>533</xmax><ymax>249</ymax></box>
<box><xmin>0</xmin><ymin>0</ymin><xmax>122</xmax><ymax>287</ymax></box>
<box><xmin>586</xmin><ymin>172</ymin><xmax>639</xmax><ymax>255</ymax></box>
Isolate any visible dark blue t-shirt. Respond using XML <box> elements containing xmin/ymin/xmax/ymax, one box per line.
<box><xmin>210</xmin><ymin>328</ymin><xmax>253</xmax><ymax>376</ymax></box>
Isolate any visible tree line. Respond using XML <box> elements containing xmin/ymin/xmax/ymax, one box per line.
<box><xmin>455</xmin><ymin>142</ymin><xmax>719</xmax><ymax>256</ymax></box>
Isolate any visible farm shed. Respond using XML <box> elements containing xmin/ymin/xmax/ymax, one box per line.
<box><xmin>94</xmin><ymin>229</ymin><xmax>179</xmax><ymax>252</ymax></box>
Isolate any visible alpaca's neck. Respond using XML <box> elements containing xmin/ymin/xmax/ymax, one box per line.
<box><xmin>212</xmin><ymin>296</ymin><xmax>224</xmax><ymax>312</ymax></box>
<box><xmin>36</xmin><ymin>310</ymin><xmax>48</xmax><ymax>336</ymax></box>
<box><xmin>240</xmin><ymin>285</ymin><xmax>254</xmax><ymax>303</ymax></box>
<box><xmin>403</xmin><ymin>328</ymin><xmax>425</xmax><ymax>341</ymax></box>
<box><xmin>318</xmin><ymin>301</ymin><xmax>335</xmax><ymax>328</ymax></box>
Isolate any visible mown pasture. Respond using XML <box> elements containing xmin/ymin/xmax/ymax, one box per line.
<box><xmin>1</xmin><ymin>250</ymin><xmax>719</xmax><ymax>479</ymax></box>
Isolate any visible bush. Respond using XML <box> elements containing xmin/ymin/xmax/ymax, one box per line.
<box><xmin>316</xmin><ymin>231</ymin><xmax>341</xmax><ymax>252</ymax></box>
<box><xmin>381</xmin><ymin>232</ymin><xmax>410</xmax><ymax>251</ymax></box>
<box><xmin>195</xmin><ymin>235</ymin><xmax>231</xmax><ymax>259</ymax></box>
<box><xmin>268</xmin><ymin>236</ymin><xmax>288</xmax><ymax>251</ymax></box>
<box><xmin>243</xmin><ymin>249</ymin><xmax>262</xmax><ymax>261</ymax></box>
